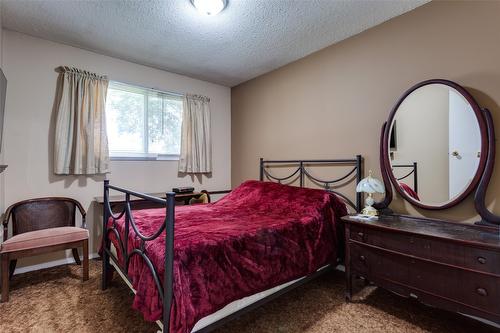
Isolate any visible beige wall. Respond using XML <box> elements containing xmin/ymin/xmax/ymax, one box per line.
<box><xmin>231</xmin><ymin>1</ymin><xmax>500</xmax><ymax>222</ymax></box>
<box><xmin>3</xmin><ymin>31</ymin><xmax>231</xmax><ymax>269</ymax></box>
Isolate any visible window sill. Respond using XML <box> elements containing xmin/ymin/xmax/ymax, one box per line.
<box><xmin>110</xmin><ymin>155</ymin><xmax>180</xmax><ymax>161</ymax></box>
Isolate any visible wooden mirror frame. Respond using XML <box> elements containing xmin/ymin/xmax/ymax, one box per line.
<box><xmin>375</xmin><ymin>79</ymin><xmax>499</xmax><ymax>225</ymax></box>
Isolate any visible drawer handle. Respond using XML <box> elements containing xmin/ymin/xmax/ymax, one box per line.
<box><xmin>477</xmin><ymin>257</ymin><xmax>487</xmax><ymax>264</ymax></box>
<box><xmin>359</xmin><ymin>255</ymin><xmax>366</xmax><ymax>261</ymax></box>
<box><xmin>357</xmin><ymin>232</ymin><xmax>364</xmax><ymax>238</ymax></box>
<box><xmin>476</xmin><ymin>288</ymin><xmax>488</xmax><ymax>297</ymax></box>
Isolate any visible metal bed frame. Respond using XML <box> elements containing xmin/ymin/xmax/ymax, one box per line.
<box><xmin>393</xmin><ymin>162</ymin><xmax>418</xmax><ymax>194</ymax></box>
<box><xmin>259</xmin><ymin>156</ymin><xmax>363</xmax><ymax>212</ymax></box>
<box><xmin>101</xmin><ymin>156</ymin><xmax>363</xmax><ymax>332</ymax></box>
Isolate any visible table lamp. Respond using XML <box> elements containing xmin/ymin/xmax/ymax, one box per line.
<box><xmin>356</xmin><ymin>170</ymin><xmax>385</xmax><ymax>216</ymax></box>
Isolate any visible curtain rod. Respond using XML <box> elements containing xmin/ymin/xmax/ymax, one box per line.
<box><xmin>110</xmin><ymin>79</ymin><xmax>185</xmax><ymax>98</ymax></box>
<box><xmin>55</xmin><ymin>66</ymin><xmax>108</xmax><ymax>79</ymax></box>
<box><xmin>54</xmin><ymin>67</ymin><xmax>185</xmax><ymax>98</ymax></box>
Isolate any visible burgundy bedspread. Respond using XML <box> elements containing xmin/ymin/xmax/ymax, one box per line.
<box><xmin>108</xmin><ymin>180</ymin><xmax>347</xmax><ymax>333</ymax></box>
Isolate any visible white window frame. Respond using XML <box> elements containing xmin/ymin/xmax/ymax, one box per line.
<box><xmin>106</xmin><ymin>81</ymin><xmax>183</xmax><ymax>161</ymax></box>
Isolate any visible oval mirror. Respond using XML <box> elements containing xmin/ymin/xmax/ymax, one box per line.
<box><xmin>384</xmin><ymin>79</ymin><xmax>487</xmax><ymax>210</ymax></box>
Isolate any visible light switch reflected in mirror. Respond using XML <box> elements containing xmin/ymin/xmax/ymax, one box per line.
<box><xmin>388</xmin><ymin>83</ymin><xmax>482</xmax><ymax>207</ymax></box>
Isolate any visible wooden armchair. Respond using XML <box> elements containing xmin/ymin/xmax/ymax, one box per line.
<box><xmin>1</xmin><ymin>197</ymin><xmax>89</xmax><ymax>302</ymax></box>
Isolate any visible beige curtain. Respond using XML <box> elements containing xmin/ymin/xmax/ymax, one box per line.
<box><xmin>54</xmin><ymin>67</ymin><xmax>110</xmax><ymax>175</ymax></box>
<box><xmin>178</xmin><ymin>94</ymin><xmax>212</xmax><ymax>173</ymax></box>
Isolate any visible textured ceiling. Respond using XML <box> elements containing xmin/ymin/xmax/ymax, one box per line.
<box><xmin>2</xmin><ymin>0</ymin><xmax>428</xmax><ymax>87</ymax></box>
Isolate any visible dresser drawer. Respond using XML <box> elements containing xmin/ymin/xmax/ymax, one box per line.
<box><xmin>420</xmin><ymin>238</ymin><xmax>464</xmax><ymax>266</ymax></box>
<box><xmin>409</xmin><ymin>258</ymin><xmax>460</xmax><ymax>301</ymax></box>
<box><xmin>457</xmin><ymin>270</ymin><xmax>500</xmax><ymax>315</ymax></box>
<box><xmin>350</xmin><ymin>243</ymin><xmax>409</xmax><ymax>283</ymax></box>
<box><xmin>350</xmin><ymin>243</ymin><xmax>369</xmax><ymax>276</ymax></box>
<box><xmin>463</xmin><ymin>247</ymin><xmax>500</xmax><ymax>276</ymax></box>
<box><xmin>350</xmin><ymin>224</ymin><xmax>465</xmax><ymax>266</ymax></box>
<box><xmin>350</xmin><ymin>224</ymin><xmax>420</xmax><ymax>255</ymax></box>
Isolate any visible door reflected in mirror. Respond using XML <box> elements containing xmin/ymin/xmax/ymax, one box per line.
<box><xmin>388</xmin><ymin>84</ymin><xmax>482</xmax><ymax>207</ymax></box>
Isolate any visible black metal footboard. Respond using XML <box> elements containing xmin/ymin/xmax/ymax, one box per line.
<box><xmin>101</xmin><ymin>180</ymin><xmax>175</xmax><ymax>331</ymax></box>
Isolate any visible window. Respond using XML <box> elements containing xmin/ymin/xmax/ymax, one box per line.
<box><xmin>105</xmin><ymin>82</ymin><xmax>183</xmax><ymax>160</ymax></box>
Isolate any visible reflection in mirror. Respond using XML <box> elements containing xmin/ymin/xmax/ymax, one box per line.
<box><xmin>388</xmin><ymin>84</ymin><xmax>481</xmax><ymax>207</ymax></box>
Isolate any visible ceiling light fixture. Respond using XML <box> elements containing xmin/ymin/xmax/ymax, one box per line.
<box><xmin>191</xmin><ymin>0</ymin><xmax>227</xmax><ymax>16</ymax></box>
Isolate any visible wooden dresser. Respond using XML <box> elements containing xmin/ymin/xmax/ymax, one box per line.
<box><xmin>342</xmin><ymin>214</ymin><xmax>500</xmax><ymax>325</ymax></box>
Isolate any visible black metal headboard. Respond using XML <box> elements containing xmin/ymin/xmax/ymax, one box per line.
<box><xmin>259</xmin><ymin>156</ymin><xmax>363</xmax><ymax>212</ymax></box>
<box><xmin>393</xmin><ymin>162</ymin><xmax>418</xmax><ymax>194</ymax></box>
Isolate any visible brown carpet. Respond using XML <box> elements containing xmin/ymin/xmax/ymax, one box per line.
<box><xmin>0</xmin><ymin>260</ymin><xmax>497</xmax><ymax>333</ymax></box>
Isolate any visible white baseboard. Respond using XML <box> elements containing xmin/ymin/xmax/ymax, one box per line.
<box><xmin>13</xmin><ymin>253</ymin><xmax>99</xmax><ymax>275</ymax></box>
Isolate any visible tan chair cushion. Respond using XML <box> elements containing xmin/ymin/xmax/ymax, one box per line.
<box><xmin>0</xmin><ymin>227</ymin><xmax>88</xmax><ymax>253</ymax></box>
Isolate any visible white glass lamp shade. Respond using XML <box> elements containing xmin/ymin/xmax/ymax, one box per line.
<box><xmin>356</xmin><ymin>171</ymin><xmax>385</xmax><ymax>216</ymax></box>
<box><xmin>356</xmin><ymin>172</ymin><xmax>385</xmax><ymax>194</ymax></box>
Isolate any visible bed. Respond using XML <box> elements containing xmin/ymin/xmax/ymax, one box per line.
<box><xmin>101</xmin><ymin>157</ymin><xmax>363</xmax><ymax>333</ymax></box>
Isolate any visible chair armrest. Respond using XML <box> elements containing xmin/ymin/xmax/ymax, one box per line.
<box><xmin>2</xmin><ymin>203</ymin><xmax>19</xmax><ymax>241</ymax></box>
<box><xmin>70</xmin><ymin>199</ymin><xmax>87</xmax><ymax>229</ymax></box>
<box><xmin>2</xmin><ymin>205</ymin><xmax>13</xmax><ymax>242</ymax></box>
